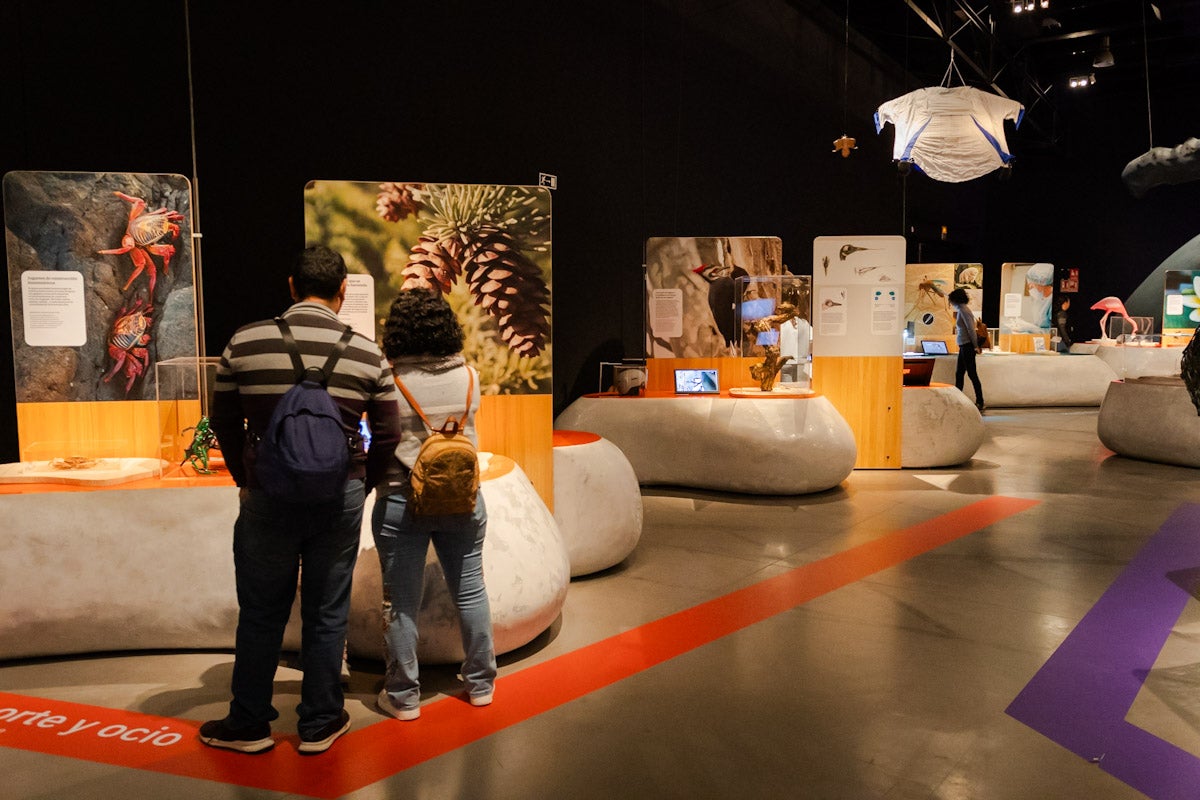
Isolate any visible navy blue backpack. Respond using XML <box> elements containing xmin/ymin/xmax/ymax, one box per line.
<box><xmin>253</xmin><ymin>318</ymin><xmax>358</xmax><ymax>503</ymax></box>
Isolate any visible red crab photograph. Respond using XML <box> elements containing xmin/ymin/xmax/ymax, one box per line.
<box><xmin>3</xmin><ymin>171</ymin><xmax>198</xmax><ymax>403</ymax></box>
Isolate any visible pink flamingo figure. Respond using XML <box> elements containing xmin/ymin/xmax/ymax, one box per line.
<box><xmin>1091</xmin><ymin>296</ymin><xmax>1138</xmax><ymax>340</ymax></box>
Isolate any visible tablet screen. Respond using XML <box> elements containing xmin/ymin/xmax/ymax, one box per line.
<box><xmin>674</xmin><ymin>368</ymin><xmax>719</xmax><ymax>394</ymax></box>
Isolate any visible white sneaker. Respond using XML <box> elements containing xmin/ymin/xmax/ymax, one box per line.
<box><xmin>469</xmin><ymin>691</ymin><xmax>494</xmax><ymax>707</ymax></box>
<box><xmin>377</xmin><ymin>689</ymin><xmax>420</xmax><ymax>721</ymax></box>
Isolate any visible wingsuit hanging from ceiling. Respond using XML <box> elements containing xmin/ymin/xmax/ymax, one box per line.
<box><xmin>875</xmin><ymin>49</ymin><xmax>1025</xmax><ymax>183</ymax></box>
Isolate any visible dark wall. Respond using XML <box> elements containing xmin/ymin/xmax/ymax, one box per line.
<box><xmin>2</xmin><ymin>0</ymin><xmax>1198</xmax><ymax>462</ymax></box>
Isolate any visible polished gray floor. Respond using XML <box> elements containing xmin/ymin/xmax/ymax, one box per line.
<box><xmin>2</xmin><ymin>407</ymin><xmax>1197</xmax><ymax>799</ymax></box>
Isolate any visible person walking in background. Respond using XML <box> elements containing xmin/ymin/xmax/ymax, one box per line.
<box><xmin>372</xmin><ymin>289</ymin><xmax>496</xmax><ymax>721</ymax></box>
<box><xmin>948</xmin><ymin>288</ymin><xmax>986</xmax><ymax>413</ymax></box>
<box><xmin>202</xmin><ymin>245</ymin><xmax>402</xmax><ymax>755</ymax></box>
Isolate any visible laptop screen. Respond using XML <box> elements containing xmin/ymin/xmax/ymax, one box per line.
<box><xmin>920</xmin><ymin>340</ymin><xmax>949</xmax><ymax>355</ymax></box>
<box><xmin>674</xmin><ymin>368</ymin><xmax>719</xmax><ymax>394</ymax></box>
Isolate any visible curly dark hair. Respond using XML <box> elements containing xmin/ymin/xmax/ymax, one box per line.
<box><xmin>947</xmin><ymin>288</ymin><xmax>969</xmax><ymax>306</ymax></box>
<box><xmin>382</xmin><ymin>289</ymin><xmax>464</xmax><ymax>359</ymax></box>
<box><xmin>291</xmin><ymin>245</ymin><xmax>347</xmax><ymax>300</ymax></box>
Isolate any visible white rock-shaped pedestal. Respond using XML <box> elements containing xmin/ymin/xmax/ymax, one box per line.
<box><xmin>0</xmin><ymin>484</ymin><xmax>242</xmax><ymax>660</ymax></box>
<box><xmin>555</xmin><ymin>394</ymin><xmax>856</xmax><ymax>495</ymax></box>
<box><xmin>0</xmin><ymin>456</ymin><xmax>569</xmax><ymax>665</ymax></box>
<box><xmin>552</xmin><ymin>430</ymin><xmax>643</xmax><ymax>576</ymax></box>
<box><xmin>902</xmin><ymin>384</ymin><xmax>985</xmax><ymax>468</ymax></box>
<box><xmin>344</xmin><ymin>455</ymin><xmax>570</xmax><ymax>664</ymax></box>
<box><xmin>930</xmin><ymin>353</ymin><xmax>1118</xmax><ymax>407</ymax></box>
<box><xmin>1097</xmin><ymin>378</ymin><xmax>1200</xmax><ymax>468</ymax></box>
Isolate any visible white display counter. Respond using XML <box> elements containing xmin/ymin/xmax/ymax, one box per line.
<box><xmin>929</xmin><ymin>353</ymin><xmax>1120</xmax><ymax>407</ymax></box>
<box><xmin>554</xmin><ymin>393</ymin><xmax>857</xmax><ymax>495</ymax></box>
<box><xmin>0</xmin><ymin>455</ymin><xmax>570</xmax><ymax>665</ymax></box>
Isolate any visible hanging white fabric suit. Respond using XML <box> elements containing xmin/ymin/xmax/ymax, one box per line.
<box><xmin>875</xmin><ymin>86</ymin><xmax>1024</xmax><ymax>183</ymax></box>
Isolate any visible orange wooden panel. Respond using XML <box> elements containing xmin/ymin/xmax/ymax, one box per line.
<box><xmin>476</xmin><ymin>394</ymin><xmax>553</xmax><ymax>511</ymax></box>
<box><xmin>812</xmin><ymin>355</ymin><xmax>902</xmax><ymax>469</ymax></box>
<box><xmin>646</xmin><ymin>357</ymin><xmax>758</xmax><ymax>393</ymax></box>
<box><xmin>16</xmin><ymin>401</ymin><xmax>162</xmax><ymax>462</ymax></box>
<box><xmin>998</xmin><ymin>332</ymin><xmax>1050</xmax><ymax>353</ymax></box>
<box><xmin>158</xmin><ymin>399</ymin><xmax>205</xmax><ymax>464</ymax></box>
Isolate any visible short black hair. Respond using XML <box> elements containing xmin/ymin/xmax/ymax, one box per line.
<box><xmin>382</xmin><ymin>289</ymin><xmax>464</xmax><ymax>359</ymax></box>
<box><xmin>291</xmin><ymin>245</ymin><xmax>347</xmax><ymax>300</ymax></box>
<box><xmin>948</xmin><ymin>288</ymin><xmax>969</xmax><ymax>306</ymax></box>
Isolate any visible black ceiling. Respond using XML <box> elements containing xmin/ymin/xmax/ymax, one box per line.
<box><xmin>805</xmin><ymin>0</ymin><xmax>1200</xmax><ymax>152</ymax></box>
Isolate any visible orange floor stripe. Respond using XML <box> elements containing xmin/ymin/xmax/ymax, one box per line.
<box><xmin>0</xmin><ymin>495</ymin><xmax>1037</xmax><ymax>797</ymax></box>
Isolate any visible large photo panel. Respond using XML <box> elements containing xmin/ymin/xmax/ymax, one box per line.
<box><xmin>903</xmin><ymin>263</ymin><xmax>983</xmax><ymax>349</ymax></box>
<box><xmin>644</xmin><ymin>236</ymin><xmax>784</xmax><ymax>358</ymax></box>
<box><xmin>5</xmin><ymin>171</ymin><xmax>196</xmax><ymax>403</ymax></box>
<box><xmin>4</xmin><ymin>171</ymin><xmax>197</xmax><ymax>462</ymax></box>
<box><xmin>303</xmin><ymin>180</ymin><xmax>554</xmax><ymax>503</ymax></box>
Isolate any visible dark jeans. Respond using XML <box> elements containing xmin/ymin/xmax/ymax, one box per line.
<box><xmin>955</xmin><ymin>344</ymin><xmax>985</xmax><ymax>406</ymax></box>
<box><xmin>228</xmin><ymin>479</ymin><xmax>364</xmax><ymax>737</ymax></box>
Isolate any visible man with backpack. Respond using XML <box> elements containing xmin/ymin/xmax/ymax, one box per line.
<box><xmin>201</xmin><ymin>245</ymin><xmax>402</xmax><ymax>755</ymax></box>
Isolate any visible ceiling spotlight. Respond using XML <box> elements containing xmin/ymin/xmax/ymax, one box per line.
<box><xmin>1025</xmin><ymin>1</ymin><xmax>1035</xmax><ymax>9</ymax></box>
<box><xmin>1012</xmin><ymin>0</ymin><xmax>1023</xmax><ymax>12</ymax></box>
<box><xmin>1068</xmin><ymin>74</ymin><xmax>1096</xmax><ymax>88</ymax></box>
<box><xmin>1093</xmin><ymin>36</ymin><xmax>1114</xmax><ymax>68</ymax></box>
<box><xmin>1040</xmin><ymin>0</ymin><xmax>1049</xmax><ymax>7</ymax></box>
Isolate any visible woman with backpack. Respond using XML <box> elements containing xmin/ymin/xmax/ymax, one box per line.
<box><xmin>371</xmin><ymin>289</ymin><xmax>496</xmax><ymax>720</ymax></box>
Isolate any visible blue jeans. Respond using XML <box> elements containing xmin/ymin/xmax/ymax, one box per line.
<box><xmin>371</xmin><ymin>492</ymin><xmax>496</xmax><ymax>710</ymax></box>
<box><xmin>228</xmin><ymin>479</ymin><xmax>364</xmax><ymax>738</ymax></box>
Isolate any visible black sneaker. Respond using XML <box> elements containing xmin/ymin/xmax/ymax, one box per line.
<box><xmin>298</xmin><ymin>710</ymin><xmax>351</xmax><ymax>754</ymax></box>
<box><xmin>198</xmin><ymin>718</ymin><xmax>274</xmax><ymax>754</ymax></box>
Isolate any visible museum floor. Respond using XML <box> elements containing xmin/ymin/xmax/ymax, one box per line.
<box><xmin>3</xmin><ymin>407</ymin><xmax>1198</xmax><ymax>799</ymax></box>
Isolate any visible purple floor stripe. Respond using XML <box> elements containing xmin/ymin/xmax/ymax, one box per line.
<box><xmin>1006</xmin><ymin>503</ymin><xmax>1200</xmax><ymax>800</ymax></box>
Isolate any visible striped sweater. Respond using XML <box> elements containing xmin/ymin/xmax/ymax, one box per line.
<box><xmin>210</xmin><ymin>301</ymin><xmax>403</xmax><ymax>491</ymax></box>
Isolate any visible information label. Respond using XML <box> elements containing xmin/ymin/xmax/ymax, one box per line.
<box><xmin>649</xmin><ymin>288</ymin><xmax>683</xmax><ymax>339</ymax></box>
<box><xmin>871</xmin><ymin>288</ymin><xmax>899</xmax><ymax>335</ymax></box>
<box><xmin>338</xmin><ymin>273</ymin><xmax>376</xmax><ymax>341</ymax></box>
<box><xmin>1002</xmin><ymin>292</ymin><xmax>1023</xmax><ymax>319</ymax></box>
<box><xmin>21</xmin><ymin>271</ymin><xmax>86</xmax><ymax>347</ymax></box>
<box><xmin>818</xmin><ymin>287</ymin><xmax>848</xmax><ymax>337</ymax></box>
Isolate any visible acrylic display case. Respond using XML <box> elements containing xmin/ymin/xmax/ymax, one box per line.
<box><xmin>598</xmin><ymin>360</ymin><xmax>647</xmax><ymax>396</ymax></box>
<box><xmin>1107</xmin><ymin>315</ymin><xmax>1155</xmax><ymax>345</ymax></box>
<box><xmin>735</xmin><ymin>274</ymin><xmax>813</xmax><ymax>393</ymax></box>
<box><xmin>155</xmin><ymin>356</ymin><xmax>223</xmax><ymax>479</ymax></box>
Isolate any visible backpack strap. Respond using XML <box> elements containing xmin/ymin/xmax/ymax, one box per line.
<box><xmin>275</xmin><ymin>317</ymin><xmax>355</xmax><ymax>385</ymax></box>
<box><xmin>394</xmin><ymin>367</ymin><xmax>474</xmax><ymax>435</ymax></box>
